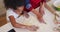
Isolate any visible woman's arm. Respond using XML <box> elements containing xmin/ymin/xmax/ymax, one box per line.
<box><xmin>25</xmin><ymin>0</ymin><xmax>45</xmax><ymax>23</ymax></box>
<box><xmin>31</xmin><ymin>9</ymin><xmax>42</xmax><ymax>18</ymax></box>
<box><xmin>31</xmin><ymin>9</ymin><xmax>46</xmax><ymax>24</ymax></box>
<box><xmin>39</xmin><ymin>2</ymin><xmax>45</xmax><ymax>16</ymax></box>
<box><xmin>44</xmin><ymin>3</ymin><xmax>60</xmax><ymax>17</ymax></box>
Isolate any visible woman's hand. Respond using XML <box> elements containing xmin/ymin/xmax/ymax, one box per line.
<box><xmin>31</xmin><ymin>9</ymin><xmax>46</xmax><ymax>24</ymax></box>
<box><xmin>55</xmin><ymin>13</ymin><xmax>60</xmax><ymax>17</ymax></box>
<box><xmin>38</xmin><ymin>17</ymin><xmax>46</xmax><ymax>24</ymax></box>
<box><xmin>26</xmin><ymin>25</ymin><xmax>39</xmax><ymax>31</ymax></box>
<box><xmin>54</xmin><ymin>12</ymin><xmax>60</xmax><ymax>17</ymax></box>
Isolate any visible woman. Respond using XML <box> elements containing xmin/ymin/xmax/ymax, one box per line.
<box><xmin>25</xmin><ymin>0</ymin><xmax>60</xmax><ymax>24</ymax></box>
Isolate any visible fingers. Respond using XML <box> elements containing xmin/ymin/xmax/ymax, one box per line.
<box><xmin>27</xmin><ymin>25</ymin><xmax>39</xmax><ymax>31</ymax></box>
<box><xmin>40</xmin><ymin>20</ymin><xmax>46</xmax><ymax>24</ymax></box>
<box><xmin>55</xmin><ymin>12</ymin><xmax>60</xmax><ymax>17</ymax></box>
<box><xmin>38</xmin><ymin>17</ymin><xmax>46</xmax><ymax>24</ymax></box>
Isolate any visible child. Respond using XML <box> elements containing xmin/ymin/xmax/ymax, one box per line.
<box><xmin>4</xmin><ymin>0</ymin><xmax>38</xmax><ymax>32</ymax></box>
<box><xmin>25</xmin><ymin>0</ymin><xmax>60</xmax><ymax>23</ymax></box>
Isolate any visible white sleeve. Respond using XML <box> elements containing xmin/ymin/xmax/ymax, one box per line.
<box><xmin>7</xmin><ymin>10</ymin><xmax>14</xmax><ymax>17</ymax></box>
<box><xmin>6</xmin><ymin>9</ymin><xmax>15</xmax><ymax>21</ymax></box>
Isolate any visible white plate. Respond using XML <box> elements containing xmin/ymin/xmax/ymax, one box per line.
<box><xmin>53</xmin><ymin>0</ymin><xmax>60</xmax><ymax>8</ymax></box>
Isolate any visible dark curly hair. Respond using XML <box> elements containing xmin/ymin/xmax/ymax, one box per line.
<box><xmin>4</xmin><ymin>0</ymin><xmax>25</xmax><ymax>10</ymax></box>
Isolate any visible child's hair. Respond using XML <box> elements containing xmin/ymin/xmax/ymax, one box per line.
<box><xmin>4</xmin><ymin>0</ymin><xmax>25</xmax><ymax>10</ymax></box>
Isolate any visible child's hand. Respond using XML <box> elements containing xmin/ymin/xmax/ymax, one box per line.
<box><xmin>27</xmin><ymin>25</ymin><xmax>39</xmax><ymax>31</ymax></box>
<box><xmin>24</xmin><ymin>11</ymin><xmax>29</xmax><ymax>18</ymax></box>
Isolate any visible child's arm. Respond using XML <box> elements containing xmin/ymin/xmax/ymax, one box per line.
<box><xmin>9</xmin><ymin>16</ymin><xmax>28</xmax><ymax>28</ymax></box>
<box><xmin>9</xmin><ymin>16</ymin><xmax>38</xmax><ymax>31</ymax></box>
<box><xmin>44</xmin><ymin>3</ymin><xmax>60</xmax><ymax>17</ymax></box>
